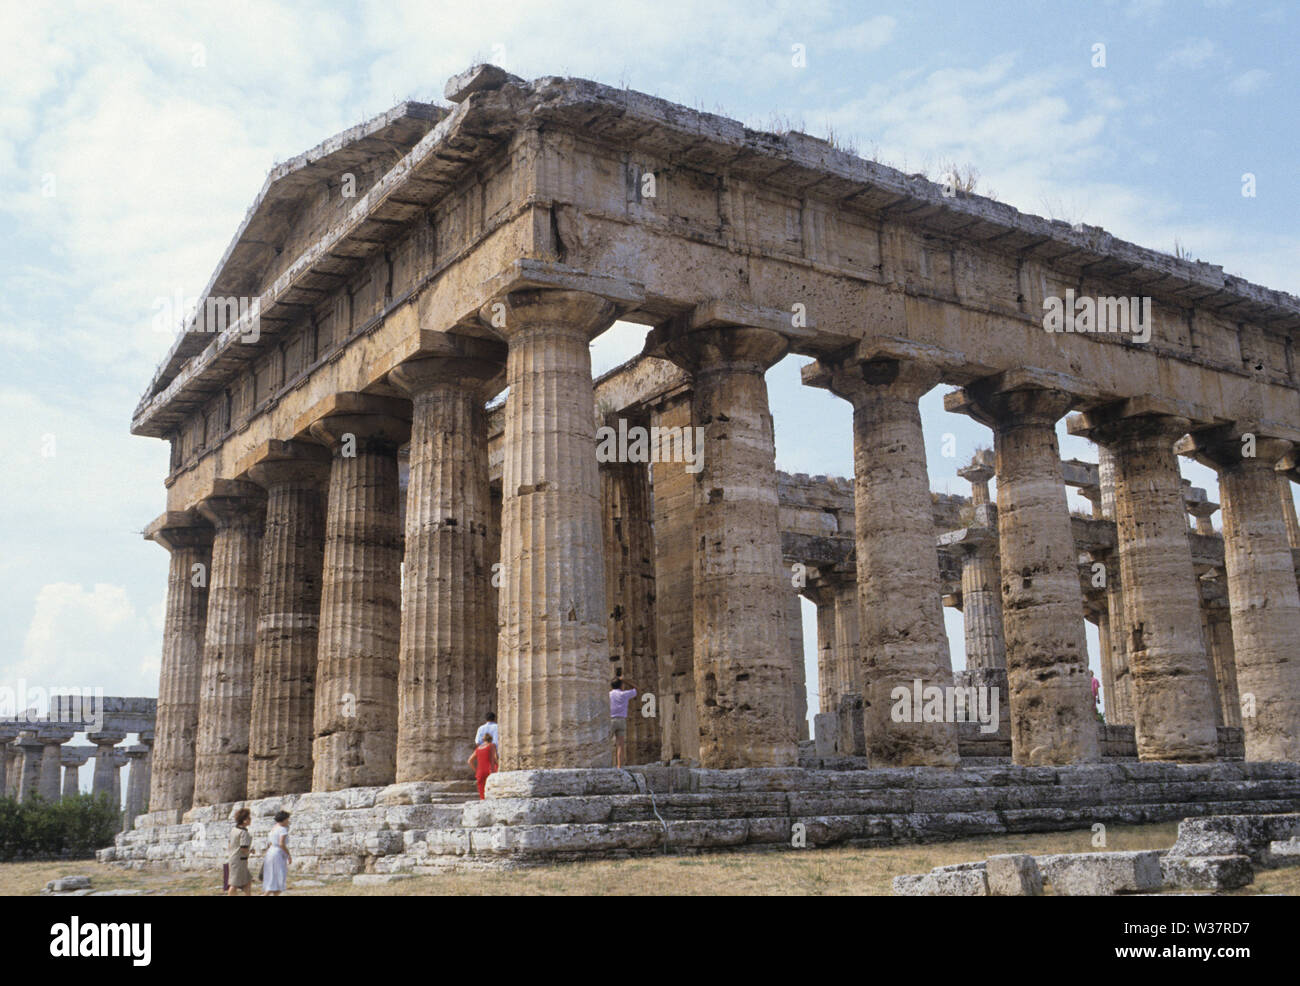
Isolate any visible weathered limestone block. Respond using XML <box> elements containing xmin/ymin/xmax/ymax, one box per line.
<box><xmin>1167</xmin><ymin>812</ymin><xmax>1300</xmax><ymax>866</ymax></box>
<box><xmin>1161</xmin><ymin>855</ymin><xmax>1254</xmax><ymax>891</ymax></box>
<box><xmin>245</xmin><ymin>441</ymin><xmax>330</xmax><ymax>799</ymax></box>
<box><xmin>1072</xmin><ymin>407</ymin><xmax>1218</xmax><ymax>762</ymax></box>
<box><xmin>813</xmin><ymin>357</ymin><xmax>959</xmax><ymax>767</ymax></box>
<box><xmin>836</xmin><ymin>692</ymin><xmax>866</xmax><ymax>757</ymax></box>
<box><xmin>308</xmin><ymin>395</ymin><xmax>410</xmax><ymax>790</ymax></box>
<box><xmin>389</xmin><ymin>342</ymin><xmax>504</xmax><ymax>782</ymax></box>
<box><xmin>192</xmin><ymin>481</ymin><xmax>265</xmax><ymax>806</ymax></box>
<box><xmin>1269</xmin><ymin>837</ymin><xmax>1300</xmax><ymax>864</ymax></box>
<box><xmin>651</xmin><ymin>323</ymin><xmax>798</xmax><ymax>768</ymax></box>
<box><xmin>893</xmin><ymin>868</ymin><xmax>989</xmax><ymax>896</ymax></box>
<box><xmin>147</xmin><ymin>515</ymin><xmax>213</xmax><ymax>812</ymax></box>
<box><xmin>1039</xmin><ymin>850</ymin><xmax>1163</xmax><ymax>895</ymax></box>
<box><xmin>1179</xmin><ymin>432</ymin><xmax>1300</xmax><ymax>761</ymax></box>
<box><xmin>949</xmin><ymin>377</ymin><xmax>1099</xmax><ymax>766</ymax></box>
<box><xmin>487</xmin><ymin>289</ymin><xmax>615</xmax><ymax>770</ymax></box>
<box><xmin>986</xmin><ymin>853</ymin><xmax>1043</xmax><ymax>895</ymax></box>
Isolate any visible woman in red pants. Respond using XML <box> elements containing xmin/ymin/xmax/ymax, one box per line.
<box><xmin>467</xmin><ymin>735</ymin><xmax>499</xmax><ymax>799</ymax></box>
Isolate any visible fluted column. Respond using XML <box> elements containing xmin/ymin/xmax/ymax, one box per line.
<box><xmin>38</xmin><ymin>732</ymin><xmax>73</xmax><ymax>802</ymax></box>
<box><xmin>245</xmin><ymin>442</ymin><xmax>330</xmax><ymax>798</ymax></box>
<box><xmin>1180</xmin><ymin>431</ymin><xmax>1300</xmax><ymax>761</ymax></box>
<box><xmin>949</xmin><ymin>376</ymin><xmax>1099</xmax><ymax>765</ymax></box>
<box><xmin>783</xmin><ymin>585</ymin><xmax>809</xmax><ymax>741</ymax></box>
<box><xmin>1076</xmin><ymin>407</ymin><xmax>1218</xmax><ymax>761</ymax></box>
<box><xmin>60</xmin><ymin>747</ymin><xmax>91</xmax><ymax>799</ymax></box>
<box><xmin>831</xmin><ymin>572</ymin><xmax>861</xmax><ymax>698</ymax></box>
<box><xmin>1203</xmin><ymin>598</ymin><xmax>1241</xmax><ymax>728</ymax></box>
<box><xmin>811</xmin><ymin>586</ymin><xmax>838</xmax><ymax>715</ymax></box>
<box><xmin>819</xmin><ymin>358</ymin><xmax>959</xmax><ymax>767</ymax></box>
<box><xmin>484</xmin><ymin>289</ymin><xmax>615</xmax><ymax>769</ymax></box>
<box><xmin>15</xmin><ymin>732</ymin><xmax>43</xmax><ymax>802</ymax></box>
<box><xmin>959</xmin><ymin>532</ymin><xmax>1005</xmax><ymax>670</ymax></box>
<box><xmin>1278</xmin><ymin>470</ymin><xmax>1300</xmax><ymax>549</ymax></box>
<box><xmin>123</xmin><ymin>745</ymin><xmax>148</xmax><ymax>831</ymax></box>
<box><xmin>649</xmin><ymin>393</ymin><xmax>697</xmax><ymax>762</ymax></box>
<box><xmin>389</xmin><ymin>342</ymin><xmax>504</xmax><ymax>782</ymax></box>
<box><xmin>192</xmin><ymin>482</ymin><xmax>265</xmax><ymax>806</ymax></box>
<box><xmin>653</xmin><ymin>323</ymin><xmax>797</xmax><ymax>768</ymax></box>
<box><xmin>599</xmin><ymin>422</ymin><xmax>662</xmax><ymax>766</ymax></box>
<box><xmin>89</xmin><ymin>731</ymin><xmax>124</xmax><ymax>798</ymax></box>
<box><xmin>308</xmin><ymin>395</ymin><xmax>409</xmax><ymax>791</ymax></box>
<box><xmin>0</xmin><ymin>731</ymin><xmax>15</xmax><ymax>798</ymax></box>
<box><xmin>146</xmin><ymin>514</ymin><xmax>213</xmax><ymax>812</ymax></box>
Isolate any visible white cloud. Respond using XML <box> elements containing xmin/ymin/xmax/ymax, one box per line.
<box><xmin>6</xmin><ymin>583</ymin><xmax>161</xmax><ymax>699</ymax></box>
<box><xmin>1228</xmin><ymin>68</ymin><xmax>1270</xmax><ymax>94</ymax></box>
<box><xmin>1160</xmin><ymin>38</ymin><xmax>1218</xmax><ymax>71</ymax></box>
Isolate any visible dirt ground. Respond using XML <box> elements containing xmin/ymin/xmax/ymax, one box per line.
<box><xmin>5</xmin><ymin>821</ymin><xmax>1297</xmax><ymax>896</ymax></box>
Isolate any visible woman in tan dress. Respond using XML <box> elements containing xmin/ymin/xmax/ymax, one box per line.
<box><xmin>227</xmin><ymin>808</ymin><xmax>253</xmax><ymax>895</ymax></box>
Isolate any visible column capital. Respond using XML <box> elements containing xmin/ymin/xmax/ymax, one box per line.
<box><xmin>388</xmin><ymin>333</ymin><xmax>507</xmax><ymax>397</ymax></box>
<box><xmin>1175</xmin><ymin>424</ymin><xmax>1297</xmax><ymax>473</ymax></box>
<box><xmin>36</xmin><ymin>729</ymin><xmax>75</xmax><ymax>746</ymax></box>
<box><xmin>945</xmin><ymin>367</ymin><xmax>1093</xmax><ymax>428</ymax></box>
<box><xmin>143</xmin><ymin>511</ymin><xmax>213</xmax><ymax>553</ymax></box>
<box><xmin>87</xmin><ymin>731</ymin><xmax>125</xmax><ymax>748</ymax></box>
<box><xmin>644</xmin><ymin>320</ymin><xmax>788</xmax><ymax>375</ymax></box>
<box><xmin>237</xmin><ymin>439</ymin><xmax>332</xmax><ymax>490</ymax></box>
<box><xmin>60</xmin><ymin>746</ymin><xmax>94</xmax><ymax>768</ymax></box>
<box><xmin>479</xmin><ymin>287</ymin><xmax>617</xmax><ymax>343</ymax></box>
<box><xmin>297</xmin><ymin>392</ymin><xmax>412</xmax><ymax>455</ymax></box>
<box><xmin>1067</xmin><ymin>395</ymin><xmax>1218</xmax><ymax>448</ymax></box>
<box><xmin>196</xmin><ymin>479</ymin><xmax>266</xmax><ymax>529</ymax></box>
<box><xmin>808</xmin><ymin>355</ymin><xmax>940</xmax><ymax>406</ymax></box>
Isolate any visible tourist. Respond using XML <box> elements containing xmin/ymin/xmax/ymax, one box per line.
<box><xmin>262</xmin><ymin>810</ymin><xmax>291</xmax><ymax>896</ymax></box>
<box><xmin>468</xmin><ymin>734</ymin><xmax>498</xmax><ymax>800</ymax></box>
<box><xmin>475</xmin><ymin>712</ymin><xmax>499</xmax><ymax>747</ymax></box>
<box><xmin>609</xmin><ymin>674</ymin><xmax>638</xmax><ymax>768</ymax></box>
<box><xmin>226</xmin><ymin>807</ymin><xmax>253</xmax><ymax>896</ymax></box>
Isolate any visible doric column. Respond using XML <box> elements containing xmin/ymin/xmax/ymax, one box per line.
<box><xmin>306</xmin><ymin>394</ymin><xmax>409</xmax><ymax>791</ymax></box>
<box><xmin>38</xmin><ymin>731</ymin><xmax>74</xmax><ymax>802</ymax></box>
<box><xmin>1187</xmin><ymin>500</ymin><xmax>1218</xmax><ymax>536</ymax></box>
<box><xmin>957</xmin><ymin>530</ymin><xmax>1005</xmax><ymax>670</ymax></box>
<box><xmin>483</xmin><ymin>289</ymin><xmax>622</xmax><ymax>770</ymax></box>
<box><xmin>192</xmin><ymin>481</ymin><xmax>265</xmax><ymax>806</ymax></box>
<box><xmin>811</xmin><ymin>357</ymin><xmax>959</xmax><ymax>767</ymax></box>
<box><xmin>1179</xmin><ymin>429</ymin><xmax>1300</xmax><ymax>761</ymax></box>
<box><xmin>88</xmin><ymin>730</ymin><xmax>125</xmax><ymax>798</ymax></box>
<box><xmin>243</xmin><ymin>441</ymin><xmax>330</xmax><ymax>799</ymax></box>
<box><xmin>598</xmin><ymin>416</ymin><xmax>662</xmax><ymax>767</ymax></box>
<box><xmin>830</xmin><ymin>571</ymin><xmax>861</xmax><ymax>699</ymax></box>
<box><xmin>1277</xmin><ymin>469</ymin><xmax>1300</xmax><ymax>549</ymax></box>
<box><xmin>388</xmin><ymin>340</ymin><xmax>505</xmax><ymax>782</ymax></box>
<box><xmin>14</xmin><ymin>732</ymin><xmax>44</xmax><ymax>802</ymax></box>
<box><xmin>782</xmin><ymin>585</ymin><xmax>809</xmax><ymax>741</ymax></box>
<box><xmin>810</xmin><ymin>585</ymin><xmax>838</xmax><ymax>716</ymax></box>
<box><xmin>61</xmin><ymin>746</ymin><xmax>91</xmax><ymax>799</ymax></box>
<box><xmin>947</xmin><ymin>372</ymin><xmax>1099</xmax><ymax>765</ymax></box>
<box><xmin>0</xmin><ymin>729</ymin><xmax>15</xmax><ymax>798</ymax></box>
<box><xmin>145</xmin><ymin>513</ymin><xmax>213</xmax><ymax>812</ymax></box>
<box><xmin>1202</xmin><ymin>595</ymin><xmax>1242</xmax><ymax>728</ymax></box>
<box><xmin>110</xmin><ymin>748</ymin><xmax>128</xmax><ymax>808</ymax></box>
<box><xmin>1071</xmin><ymin>404</ymin><xmax>1218</xmax><ymax>761</ymax></box>
<box><xmin>649</xmin><ymin>391</ymin><xmax>697</xmax><ymax>762</ymax></box>
<box><xmin>651</xmin><ymin>322</ymin><xmax>797</xmax><ymax>768</ymax></box>
<box><xmin>123</xmin><ymin>745</ymin><xmax>149</xmax><ymax>831</ymax></box>
<box><xmin>1093</xmin><ymin>598</ymin><xmax>1115</xmax><ymax>720</ymax></box>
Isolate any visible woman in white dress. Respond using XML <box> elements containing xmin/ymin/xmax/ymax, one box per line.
<box><xmin>262</xmin><ymin>810</ymin><xmax>291</xmax><ymax>895</ymax></box>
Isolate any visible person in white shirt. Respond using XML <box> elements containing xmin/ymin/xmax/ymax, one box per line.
<box><xmin>475</xmin><ymin>712</ymin><xmax>499</xmax><ymax>747</ymax></box>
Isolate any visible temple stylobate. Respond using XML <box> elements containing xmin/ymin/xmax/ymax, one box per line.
<box><xmin>132</xmin><ymin>65</ymin><xmax>1300</xmax><ymax>819</ymax></box>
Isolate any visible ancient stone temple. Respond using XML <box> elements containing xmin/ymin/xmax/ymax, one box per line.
<box><xmin>111</xmin><ymin>66</ymin><xmax>1300</xmax><ymax>871</ymax></box>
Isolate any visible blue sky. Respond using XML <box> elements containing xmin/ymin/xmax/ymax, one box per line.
<box><xmin>3</xmin><ymin>0</ymin><xmax>1297</xmax><ymax>751</ymax></box>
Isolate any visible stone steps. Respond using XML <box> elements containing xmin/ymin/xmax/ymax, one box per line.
<box><xmin>101</xmin><ymin>763</ymin><xmax>1300</xmax><ymax>873</ymax></box>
